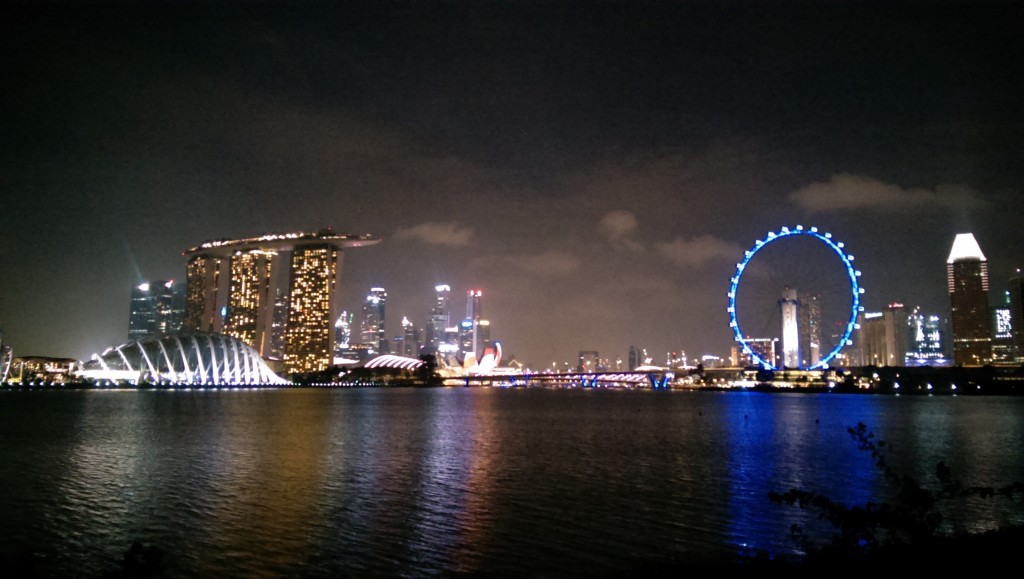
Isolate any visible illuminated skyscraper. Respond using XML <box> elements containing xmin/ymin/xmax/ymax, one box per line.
<box><xmin>184</xmin><ymin>255</ymin><xmax>227</xmax><ymax>334</ymax></box>
<box><xmin>779</xmin><ymin>286</ymin><xmax>800</xmax><ymax>368</ymax></box>
<box><xmin>991</xmin><ymin>291</ymin><xmax>1014</xmax><ymax>363</ymax></box>
<box><xmin>268</xmin><ymin>289</ymin><xmax>289</xmax><ymax>361</ymax></box>
<box><xmin>226</xmin><ymin>250</ymin><xmax>274</xmax><ymax>351</ymax></box>
<box><xmin>857</xmin><ymin>303</ymin><xmax>908</xmax><ymax>366</ymax></box>
<box><xmin>798</xmin><ymin>293</ymin><xmax>821</xmax><ymax>368</ymax></box>
<box><xmin>128</xmin><ymin>280</ymin><xmax>179</xmax><ymax>341</ymax></box>
<box><xmin>183</xmin><ymin>229</ymin><xmax>380</xmax><ymax>374</ymax></box>
<box><xmin>1008</xmin><ymin>271</ymin><xmax>1024</xmax><ymax>360</ymax></box>
<box><xmin>285</xmin><ymin>245</ymin><xmax>339</xmax><ymax>372</ymax></box>
<box><xmin>466</xmin><ymin>289</ymin><xmax>482</xmax><ymax>356</ymax></box>
<box><xmin>426</xmin><ymin>284</ymin><xmax>451</xmax><ymax>352</ymax></box>
<box><xmin>458</xmin><ymin>319</ymin><xmax>474</xmax><ymax>356</ymax></box>
<box><xmin>947</xmin><ymin>233</ymin><xmax>992</xmax><ymax>365</ymax></box>
<box><xmin>334</xmin><ymin>311</ymin><xmax>353</xmax><ymax>356</ymax></box>
<box><xmin>476</xmin><ymin>319</ymin><xmax>491</xmax><ymax>352</ymax></box>
<box><xmin>401</xmin><ymin>316</ymin><xmax>419</xmax><ymax>357</ymax></box>
<box><xmin>466</xmin><ymin>289</ymin><xmax>482</xmax><ymax>322</ymax></box>
<box><xmin>906</xmin><ymin>307</ymin><xmax>949</xmax><ymax>366</ymax></box>
<box><xmin>360</xmin><ymin>287</ymin><xmax>387</xmax><ymax>352</ymax></box>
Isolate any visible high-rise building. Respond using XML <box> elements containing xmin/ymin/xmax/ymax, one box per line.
<box><xmin>401</xmin><ymin>316</ymin><xmax>419</xmax><ymax>357</ymax></box>
<box><xmin>906</xmin><ymin>308</ymin><xmax>950</xmax><ymax>366</ymax></box>
<box><xmin>1008</xmin><ymin>271</ymin><xmax>1024</xmax><ymax>361</ymax></box>
<box><xmin>128</xmin><ymin>280</ymin><xmax>179</xmax><ymax>341</ymax></box>
<box><xmin>426</xmin><ymin>284</ymin><xmax>451</xmax><ymax>352</ymax></box>
<box><xmin>628</xmin><ymin>345</ymin><xmax>641</xmax><ymax>370</ymax></box>
<box><xmin>183</xmin><ymin>229</ymin><xmax>380</xmax><ymax>374</ymax></box>
<box><xmin>458</xmin><ymin>319</ymin><xmax>474</xmax><ymax>357</ymax></box>
<box><xmin>268</xmin><ymin>289</ymin><xmax>289</xmax><ymax>361</ymax></box>
<box><xmin>333</xmin><ymin>310</ymin><xmax>353</xmax><ymax>357</ymax></box>
<box><xmin>226</xmin><ymin>250</ymin><xmax>275</xmax><ymax>350</ymax></box>
<box><xmin>466</xmin><ymin>289</ymin><xmax>482</xmax><ymax>323</ymax></box>
<box><xmin>466</xmin><ymin>289</ymin><xmax>482</xmax><ymax>356</ymax></box>
<box><xmin>284</xmin><ymin>244</ymin><xmax>340</xmax><ymax>373</ymax></box>
<box><xmin>779</xmin><ymin>287</ymin><xmax>800</xmax><ymax>368</ymax></box>
<box><xmin>798</xmin><ymin>293</ymin><xmax>822</xmax><ymax>368</ymax></box>
<box><xmin>360</xmin><ymin>287</ymin><xmax>387</xmax><ymax>352</ymax></box>
<box><xmin>476</xmin><ymin>319</ymin><xmax>491</xmax><ymax>353</ymax></box>
<box><xmin>857</xmin><ymin>303</ymin><xmax>908</xmax><ymax>367</ymax></box>
<box><xmin>735</xmin><ymin>338</ymin><xmax>777</xmax><ymax>368</ymax></box>
<box><xmin>947</xmin><ymin>233</ymin><xmax>992</xmax><ymax>365</ymax></box>
<box><xmin>991</xmin><ymin>291</ymin><xmax>1015</xmax><ymax>363</ymax></box>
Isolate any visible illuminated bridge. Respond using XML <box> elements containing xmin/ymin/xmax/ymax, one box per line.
<box><xmin>492</xmin><ymin>371</ymin><xmax>675</xmax><ymax>389</ymax></box>
<box><xmin>78</xmin><ymin>332</ymin><xmax>289</xmax><ymax>385</ymax></box>
<box><xmin>356</xmin><ymin>355</ymin><xmax>677</xmax><ymax>388</ymax></box>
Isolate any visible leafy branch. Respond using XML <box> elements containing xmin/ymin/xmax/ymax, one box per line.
<box><xmin>769</xmin><ymin>422</ymin><xmax>1024</xmax><ymax>559</ymax></box>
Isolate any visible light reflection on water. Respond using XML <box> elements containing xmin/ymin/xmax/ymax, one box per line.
<box><xmin>0</xmin><ymin>388</ymin><xmax>1022</xmax><ymax>576</ymax></box>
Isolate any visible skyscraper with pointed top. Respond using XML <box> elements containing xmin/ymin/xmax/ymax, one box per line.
<box><xmin>426</xmin><ymin>284</ymin><xmax>451</xmax><ymax>352</ymax></box>
<box><xmin>361</xmin><ymin>287</ymin><xmax>387</xmax><ymax>353</ymax></box>
<box><xmin>947</xmin><ymin>233</ymin><xmax>992</xmax><ymax>365</ymax></box>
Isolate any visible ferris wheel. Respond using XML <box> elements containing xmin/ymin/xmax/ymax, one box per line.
<box><xmin>727</xmin><ymin>225</ymin><xmax>864</xmax><ymax>370</ymax></box>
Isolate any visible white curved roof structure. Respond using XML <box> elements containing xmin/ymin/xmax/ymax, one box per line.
<box><xmin>363</xmin><ymin>354</ymin><xmax>425</xmax><ymax>370</ymax></box>
<box><xmin>78</xmin><ymin>332</ymin><xmax>289</xmax><ymax>385</ymax></box>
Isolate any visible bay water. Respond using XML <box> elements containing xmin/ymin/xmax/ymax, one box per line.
<box><xmin>1</xmin><ymin>387</ymin><xmax>1022</xmax><ymax>577</ymax></box>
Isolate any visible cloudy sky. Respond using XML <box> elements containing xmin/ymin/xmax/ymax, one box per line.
<box><xmin>2</xmin><ymin>0</ymin><xmax>1021</xmax><ymax>368</ymax></box>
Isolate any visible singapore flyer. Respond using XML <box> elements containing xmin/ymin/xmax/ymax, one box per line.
<box><xmin>728</xmin><ymin>225</ymin><xmax>864</xmax><ymax>370</ymax></box>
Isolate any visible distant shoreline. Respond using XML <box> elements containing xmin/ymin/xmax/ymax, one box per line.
<box><xmin>3</xmin><ymin>379</ymin><xmax>1023</xmax><ymax>396</ymax></box>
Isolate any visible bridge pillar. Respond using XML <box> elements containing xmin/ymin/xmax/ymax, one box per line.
<box><xmin>648</xmin><ymin>373</ymin><xmax>670</xmax><ymax>389</ymax></box>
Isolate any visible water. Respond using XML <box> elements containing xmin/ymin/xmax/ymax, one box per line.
<box><xmin>1</xmin><ymin>387</ymin><xmax>1023</xmax><ymax>577</ymax></box>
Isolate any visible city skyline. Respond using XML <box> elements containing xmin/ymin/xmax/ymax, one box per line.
<box><xmin>2</xmin><ymin>1</ymin><xmax>1022</xmax><ymax>368</ymax></box>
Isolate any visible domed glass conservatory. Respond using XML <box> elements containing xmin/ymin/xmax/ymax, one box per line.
<box><xmin>78</xmin><ymin>332</ymin><xmax>288</xmax><ymax>385</ymax></box>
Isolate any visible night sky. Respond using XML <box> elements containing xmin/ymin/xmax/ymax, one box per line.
<box><xmin>2</xmin><ymin>0</ymin><xmax>1022</xmax><ymax>368</ymax></box>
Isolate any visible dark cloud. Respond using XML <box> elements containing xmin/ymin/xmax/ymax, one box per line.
<box><xmin>789</xmin><ymin>174</ymin><xmax>985</xmax><ymax>213</ymax></box>
<box><xmin>656</xmin><ymin>235</ymin><xmax>744</xmax><ymax>268</ymax></box>
<box><xmin>394</xmin><ymin>222</ymin><xmax>474</xmax><ymax>247</ymax></box>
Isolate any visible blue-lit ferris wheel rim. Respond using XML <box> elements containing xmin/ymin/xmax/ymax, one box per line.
<box><xmin>727</xmin><ymin>225</ymin><xmax>863</xmax><ymax>370</ymax></box>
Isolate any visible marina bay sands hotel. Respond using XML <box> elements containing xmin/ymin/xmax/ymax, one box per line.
<box><xmin>182</xmin><ymin>229</ymin><xmax>380</xmax><ymax>375</ymax></box>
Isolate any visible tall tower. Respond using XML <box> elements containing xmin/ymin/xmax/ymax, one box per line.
<box><xmin>991</xmin><ymin>291</ymin><xmax>1015</xmax><ymax>362</ymax></box>
<box><xmin>268</xmin><ymin>289</ymin><xmax>289</xmax><ymax>361</ymax></box>
<box><xmin>426</xmin><ymin>284</ymin><xmax>451</xmax><ymax>352</ymax></box>
<box><xmin>947</xmin><ymin>233</ymin><xmax>992</xmax><ymax>365</ymax></box>
<box><xmin>402</xmin><ymin>316</ymin><xmax>418</xmax><ymax>357</ymax></box>
<box><xmin>1008</xmin><ymin>270</ymin><xmax>1024</xmax><ymax>361</ymax></box>
<box><xmin>857</xmin><ymin>303</ymin><xmax>909</xmax><ymax>366</ymax></box>
<box><xmin>466</xmin><ymin>289</ymin><xmax>482</xmax><ymax>323</ymax></box>
<box><xmin>225</xmin><ymin>250</ymin><xmax>275</xmax><ymax>352</ymax></box>
<box><xmin>779</xmin><ymin>286</ymin><xmax>801</xmax><ymax>368</ymax></box>
<box><xmin>360</xmin><ymin>287</ymin><xmax>387</xmax><ymax>352</ymax></box>
<box><xmin>907</xmin><ymin>307</ymin><xmax>949</xmax><ymax>366</ymax></box>
<box><xmin>798</xmin><ymin>293</ymin><xmax>821</xmax><ymax>368</ymax></box>
<box><xmin>285</xmin><ymin>245</ymin><xmax>341</xmax><ymax>373</ymax></box>
<box><xmin>466</xmin><ymin>289</ymin><xmax>482</xmax><ymax>357</ymax></box>
<box><xmin>334</xmin><ymin>311</ymin><xmax>353</xmax><ymax>356</ymax></box>
<box><xmin>183</xmin><ymin>229</ymin><xmax>380</xmax><ymax>375</ymax></box>
<box><xmin>184</xmin><ymin>255</ymin><xmax>227</xmax><ymax>334</ymax></box>
<box><xmin>128</xmin><ymin>280</ymin><xmax>177</xmax><ymax>341</ymax></box>
<box><xmin>476</xmin><ymin>319</ymin><xmax>491</xmax><ymax>352</ymax></box>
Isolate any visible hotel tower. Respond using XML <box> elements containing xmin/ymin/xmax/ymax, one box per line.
<box><xmin>183</xmin><ymin>229</ymin><xmax>380</xmax><ymax>374</ymax></box>
<box><xmin>947</xmin><ymin>232</ymin><xmax>992</xmax><ymax>366</ymax></box>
